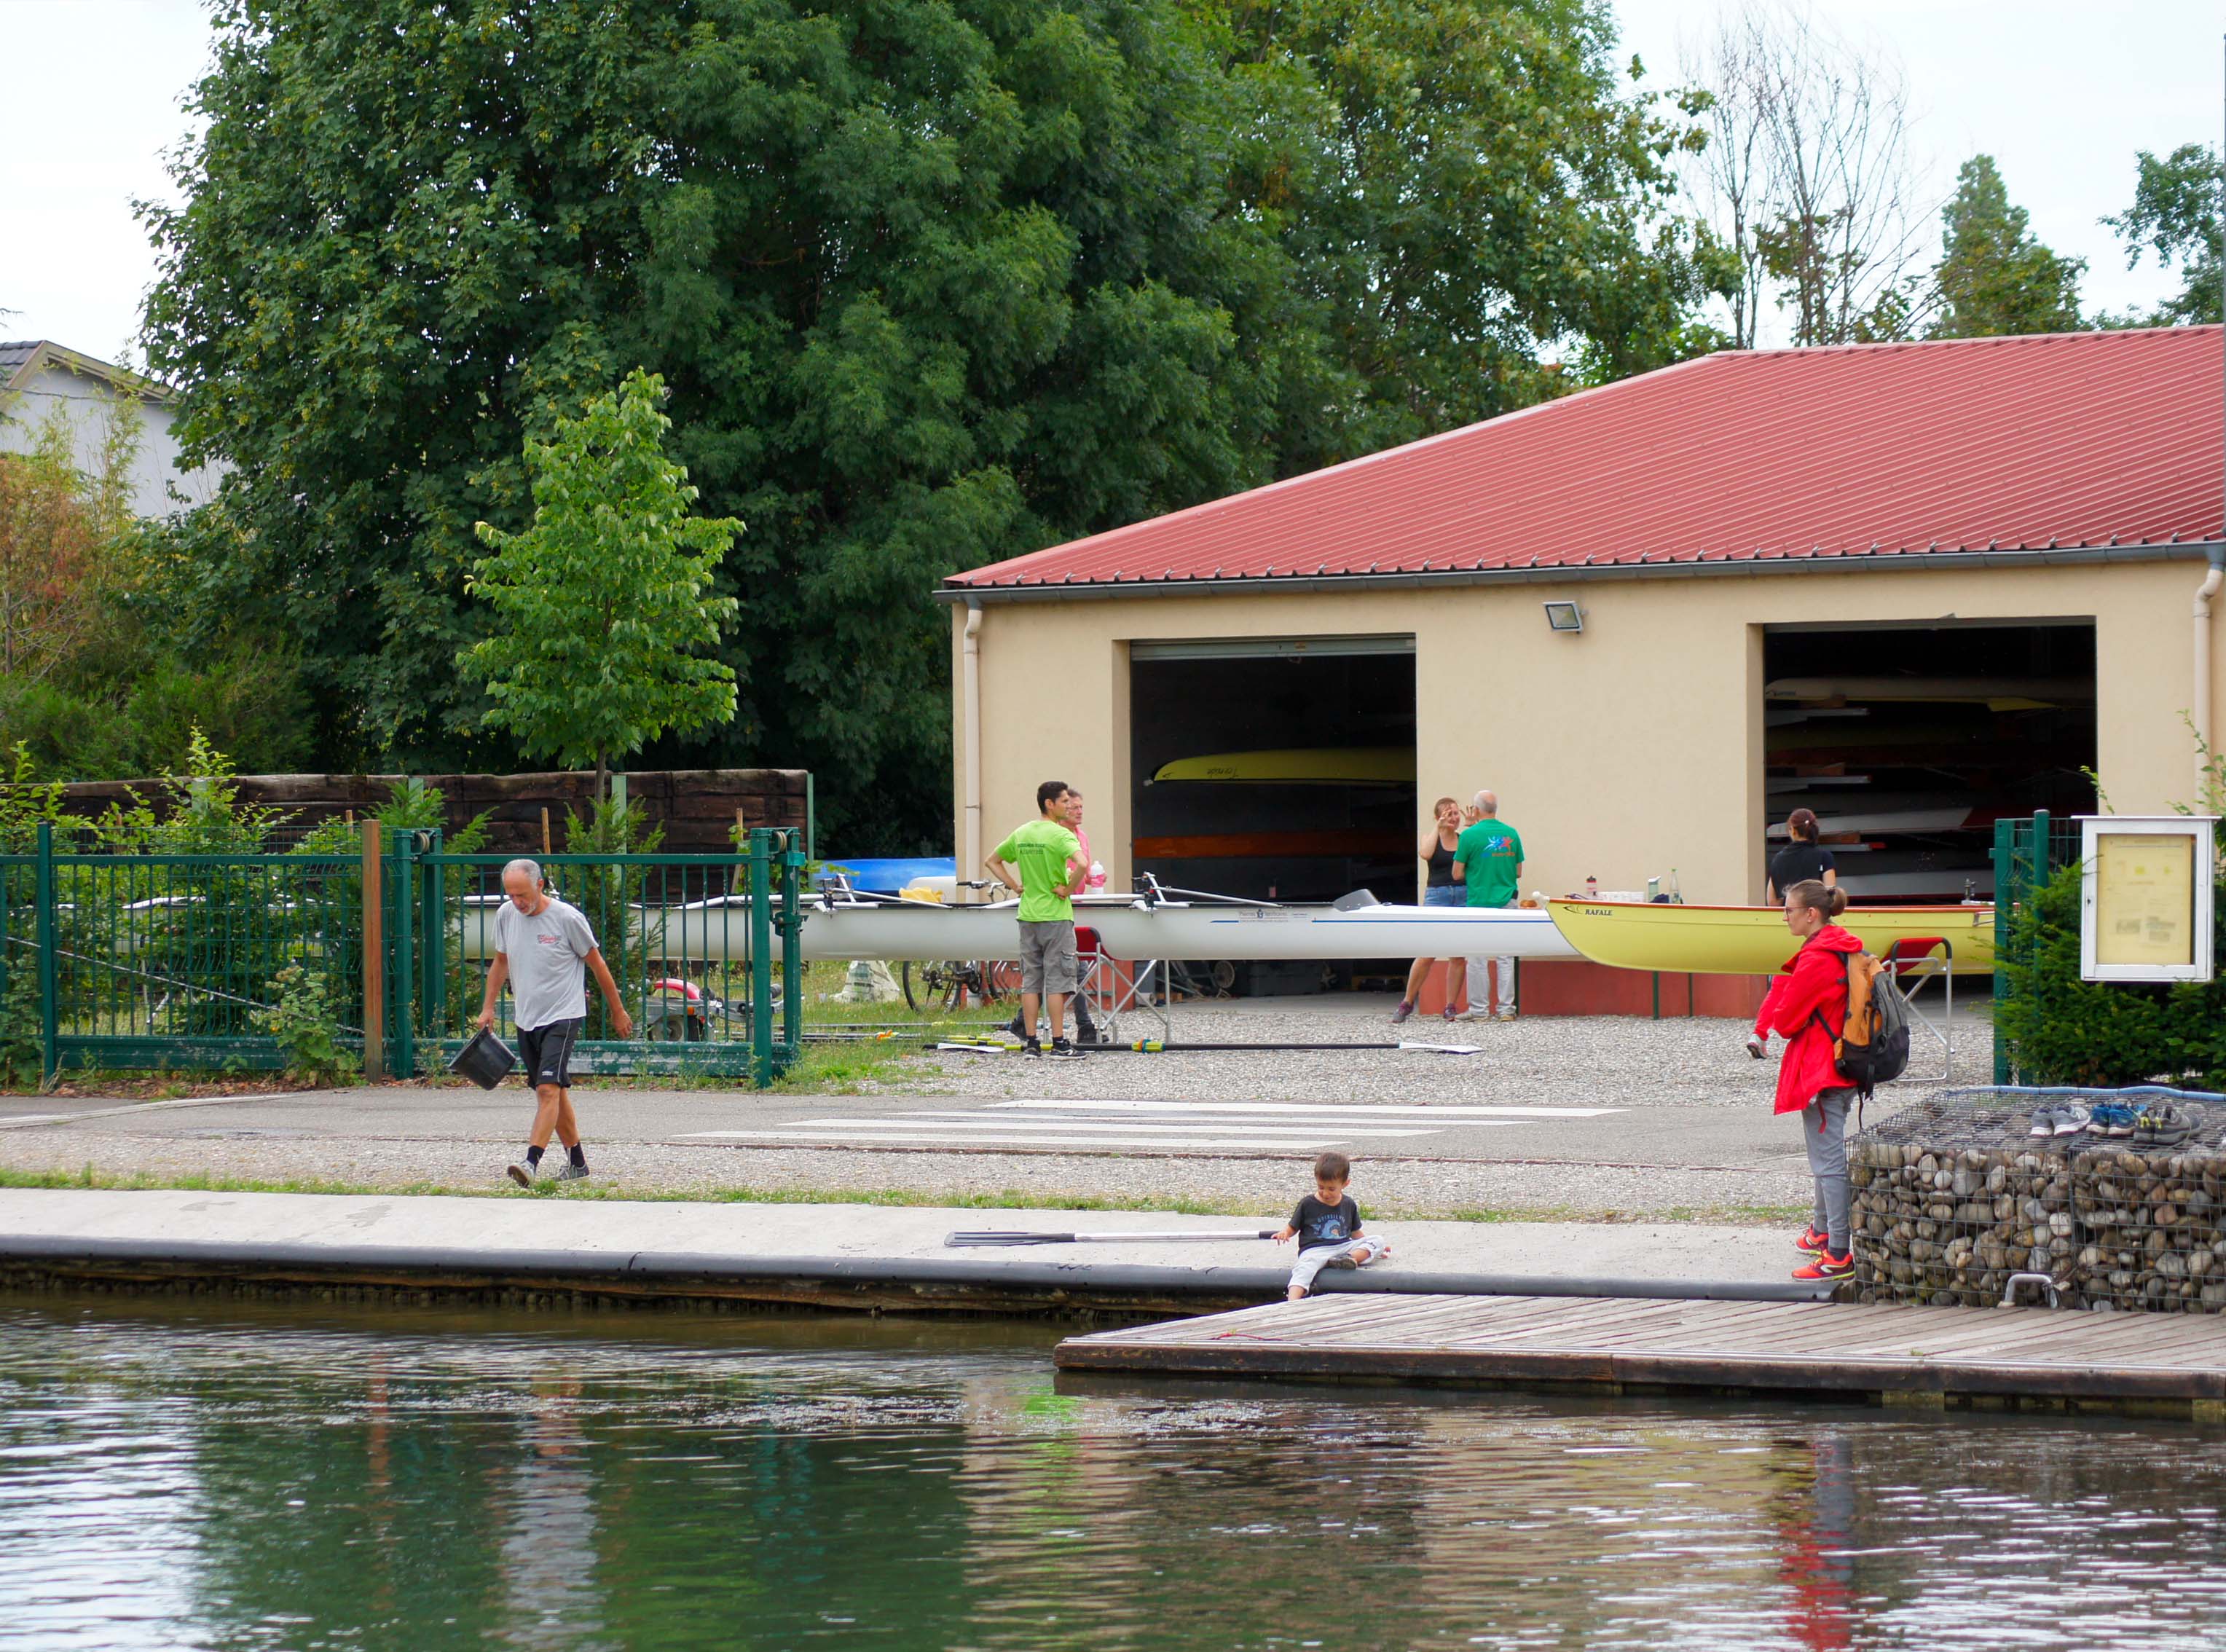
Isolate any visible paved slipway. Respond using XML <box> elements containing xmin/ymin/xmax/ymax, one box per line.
<box><xmin>0</xmin><ymin>1001</ymin><xmax>1993</xmax><ymax>1227</ymax></box>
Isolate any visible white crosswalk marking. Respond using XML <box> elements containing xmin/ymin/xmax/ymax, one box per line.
<box><xmin>671</xmin><ymin>1093</ymin><xmax>1605</xmax><ymax>1152</ymax></box>
<box><xmin>983</xmin><ymin>1099</ymin><xmax>1620</xmax><ymax>1119</ymax></box>
<box><xmin>683</xmin><ymin>1130</ymin><xmax>1353</xmax><ymax>1150</ymax></box>
<box><xmin>673</xmin><ymin>1096</ymin><xmax>1505</xmax><ymax>1152</ymax></box>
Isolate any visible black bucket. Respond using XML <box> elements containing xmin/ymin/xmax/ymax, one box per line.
<box><xmin>449</xmin><ymin>1027</ymin><xmax>519</xmax><ymax>1090</ymax></box>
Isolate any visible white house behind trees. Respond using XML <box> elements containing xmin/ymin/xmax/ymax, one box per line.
<box><xmin>0</xmin><ymin>339</ymin><xmax>226</xmax><ymax>517</ymax></box>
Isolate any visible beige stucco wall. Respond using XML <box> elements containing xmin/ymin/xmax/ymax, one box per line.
<box><xmin>950</xmin><ymin>558</ymin><xmax>2226</xmax><ymax>905</ymax></box>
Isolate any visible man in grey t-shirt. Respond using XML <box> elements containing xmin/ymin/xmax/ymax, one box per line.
<box><xmin>477</xmin><ymin>858</ymin><xmax>633</xmax><ymax>1187</ymax></box>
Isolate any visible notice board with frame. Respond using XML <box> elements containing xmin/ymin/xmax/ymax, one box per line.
<box><xmin>2078</xmin><ymin>815</ymin><xmax>2218</xmax><ymax>983</ymax></box>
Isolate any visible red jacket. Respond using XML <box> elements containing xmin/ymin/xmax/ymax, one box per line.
<box><xmin>1755</xmin><ymin>924</ymin><xmax>1860</xmax><ymax>1114</ymax></box>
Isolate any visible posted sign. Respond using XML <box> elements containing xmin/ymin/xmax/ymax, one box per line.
<box><xmin>2078</xmin><ymin>816</ymin><xmax>2217</xmax><ymax>983</ymax></box>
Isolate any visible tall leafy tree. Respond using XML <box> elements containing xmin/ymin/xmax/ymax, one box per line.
<box><xmin>462</xmin><ymin>369</ymin><xmax>741</xmax><ymax>801</ymax></box>
<box><xmin>142</xmin><ymin>0</ymin><xmax>1721</xmax><ymax>849</ymax></box>
<box><xmin>1927</xmin><ymin>155</ymin><xmax>2083</xmax><ymax>339</ymax></box>
<box><xmin>2104</xmin><ymin>143</ymin><xmax>2222</xmax><ymax>326</ymax></box>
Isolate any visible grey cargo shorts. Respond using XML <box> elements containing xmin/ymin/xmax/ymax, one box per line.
<box><xmin>1018</xmin><ymin>919</ymin><xmax>1079</xmax><ymax>996</ymax></box>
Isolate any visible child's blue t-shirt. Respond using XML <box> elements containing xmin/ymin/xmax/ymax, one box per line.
<box><xmin>1290</xmin><ymin>1194</ymin><xmax>1361</xmax><ymax>1251</ymax></box>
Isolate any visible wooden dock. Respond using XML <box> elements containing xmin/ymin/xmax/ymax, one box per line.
<box><xmin>1055</xmin><ymin>1294</ymin><xmax>2226</xmax><ymax>1417</ymax></box>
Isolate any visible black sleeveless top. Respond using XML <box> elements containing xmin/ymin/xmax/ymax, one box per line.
<box><xmin>1425</xmin><ymin>835</ymin><xmax>1458</xmax><ymax>887</ymax></box>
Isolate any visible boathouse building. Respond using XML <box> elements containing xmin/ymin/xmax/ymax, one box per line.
<box><xmin>940</xmin><ymin>326</ymin><xmax>2226</xmax><ymax>919</ymax></box>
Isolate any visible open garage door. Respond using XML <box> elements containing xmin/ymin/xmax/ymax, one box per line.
<box><xmin>1763</xmin><ymin>621</ymin><xmax>2096</xmax><ymax>902</ymax></box>
<box><xmin>1130</xmin><ymin>636</ymin><xmax>1417</xmax><ymax>919</ymax></box>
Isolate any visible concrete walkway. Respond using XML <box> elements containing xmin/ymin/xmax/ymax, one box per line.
<box><xmin>0</xmin><ymin>1187</ymin><xmax>1822</xmax><ymax>1315</ymax></box>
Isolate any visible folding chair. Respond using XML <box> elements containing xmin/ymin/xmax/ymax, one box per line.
<box><xmin>1880</xmin><ymin>936</ymin><xmax>1952</xmax><ymax>1082</ymax></box>
<box><xmin>1011</xmin><ymin>925</ymin><xmax>1125</xmax><ymax>1045</ymax></box>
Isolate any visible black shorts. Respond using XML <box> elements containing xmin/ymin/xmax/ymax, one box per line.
<box><xmin>517</xmin><ymin>1018</ymin><xmax>583</xmax><ymax>1089</ymax></box>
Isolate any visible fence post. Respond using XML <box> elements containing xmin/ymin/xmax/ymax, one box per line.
<box><xmin>1991</xmin><ymin>817</ymin><xmax>2013</xmax><ymax>1084</ymax></box>
<box><xmin>747</xmin><ymin>828</ymin><xmax>774</xmax><ymax>1087</ymax></box>
<box><xmin>390</xmin><ymin>829</ymin><xmax>415</xmax><ymax>1079</ymax></box>
<box><xmin>34</xmin><ymin>821</ymin><xmax>56</xmax><ymax>1086</ymax></box>
<box><xmin>362</xmin><ymin>819</ymin><xmax>385</xmax><ymax>1082</ymax></box>
<box><xmin>779</xmin><ymin>827</ymin><xmax>806</xmax><ymax>1069</ymax></box>
<box><xmin>420</xmin><ymin>829</ymin><xmax>444</xmax><ymax>1055</ymax></box>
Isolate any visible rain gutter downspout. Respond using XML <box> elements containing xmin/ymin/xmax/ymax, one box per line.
<box><xmin>961</xmin><ymin>597</ymin><xmax>984</xmax><ymax>899</ymax></box>
<box><xmin>2198</xmin><ymin>549</ymin><xmax>2225</xmax><ymax>788</ymax></box>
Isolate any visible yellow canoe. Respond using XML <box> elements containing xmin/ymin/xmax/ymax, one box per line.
<box><xmin>1149</xmin><ymin>747</ymin><xmax>1415</xmax><ymax>784</ymax></box>
<box><xmin>1547</xmin><ymin>899</ymin><xmax>1997</xmax><ymax>975</ymax></box>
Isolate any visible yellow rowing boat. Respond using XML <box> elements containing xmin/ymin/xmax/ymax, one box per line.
<box><xmin>1546</xmin><ymin>899</ymin><xmax>1997</xmax><ymax>975</ymax></box>
<box><xmin>1149</xmin><ymin>747</ymin><xmax>1415</xmax><ymax>784</ymax></box>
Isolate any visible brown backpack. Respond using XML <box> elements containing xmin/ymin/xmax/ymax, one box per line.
<box><xmin>1811</xmin><ymin>948</ymin><xmax>1910</xmax><ymax>1098</ymax></box>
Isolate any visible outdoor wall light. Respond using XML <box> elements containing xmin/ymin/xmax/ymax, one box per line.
<box><xmin>1542</xmin><ymin>600</ymin><xmax>1584</xmax><ymax>633</ymax></box>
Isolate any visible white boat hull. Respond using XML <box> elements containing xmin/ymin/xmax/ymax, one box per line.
<box><xmin>459</xmin><ymin>896</ymin><xmax>1579</xmax><ymax>964</ymax></box>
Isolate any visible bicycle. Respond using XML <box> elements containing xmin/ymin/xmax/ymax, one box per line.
<box><xmin>901</xmin><ymin>959</ymin><xmax>1008</xmax><ymax>1014</ymax></box>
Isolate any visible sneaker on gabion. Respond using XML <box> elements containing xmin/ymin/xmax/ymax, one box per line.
<box><xmin>2052</xmin><ymin>1104</ymin><xmax>2092</xmax><ymax>1136</ymax></box>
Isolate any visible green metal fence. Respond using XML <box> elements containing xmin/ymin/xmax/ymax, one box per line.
<box><xmin>0</xmin><ymin>822</ymin><xmax>806</xmax><ymax>1086</ymax></box>
<box><xmin>1991</xmin><ymin>811</ymin><xmax>2085</xmax><ymax>1084</ymax></box>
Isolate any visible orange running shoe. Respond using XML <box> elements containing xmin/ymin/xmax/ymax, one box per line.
<box><xmin>1794</xmin><ymin>1225</ymin><xmax>1830</xmax><ymax>1254</ymax></box>
<box><xmin>1792</xmin><ymin>1251</ymin><xmax>1853</xmax><ymax>1281</ymax></box>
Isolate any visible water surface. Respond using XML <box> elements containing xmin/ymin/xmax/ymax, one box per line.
<box><xmin>4</xmin><ymin>1295</ymin><xmax>2225</xmax><ymax>1649</ymax></box>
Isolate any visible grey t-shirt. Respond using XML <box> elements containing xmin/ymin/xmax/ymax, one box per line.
<box><xmin>492</xmin><ymin>896</ymin><xmax>599</xmax><ymax>1031</ymax></box>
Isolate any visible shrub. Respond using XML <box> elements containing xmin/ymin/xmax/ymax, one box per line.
<box><xmin>1994</xmin><ymin>859</ymin><xmax>2226</xmax><ymax>1090</ymax></box>
<box><xmin>0</xmin><ymin>959</ymin><xmax>45</xmax><ymax>1088</ymax></box>
<box><xmin>250</xmin><ymin>964</ymin><xmax>358</xmax><ymax>1085</ymax></box>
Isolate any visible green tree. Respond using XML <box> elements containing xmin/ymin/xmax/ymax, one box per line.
<box><xmin>1927</xmin><ymin>155</ymin><xmax>2083</xmax><ymax>339</ymax></box>
<box><xmin>1207</xmin><ymin>0</ymin><xmax>1726</xmax><ymax>452</ymax></box>
<box><xmin>141</xmin><ymin>0</ymin><xmax>1721</xmax><ymax>849</ymax></box>
<box><xmin>2104</xmin><ymin>142</ymin><xmax>2222</xmax><ymax>326</ymax></box>
<box><xmin>462</xmin><ymin>369</ymin><xmax>741</xmax><ymax>800</ymax></box>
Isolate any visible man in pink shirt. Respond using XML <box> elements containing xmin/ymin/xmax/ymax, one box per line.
<box><xmin>1010</xmin><ymin>788</ymin><xmax>1105</xmax><ymax>1043</ymax></box>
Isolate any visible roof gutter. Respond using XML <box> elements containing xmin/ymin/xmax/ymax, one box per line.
<box><xmin>936</xmin><ymin>541</ymin><xmax>2226</xmax><ymax>606</ymax></box>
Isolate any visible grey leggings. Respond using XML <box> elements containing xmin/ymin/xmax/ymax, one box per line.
<box><xmin>1804</xmin><ymin>1087</ymin><xmax>1856</xmax><ymax>1254</ymax></box>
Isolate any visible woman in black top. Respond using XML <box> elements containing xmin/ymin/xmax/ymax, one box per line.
<box><xmin>1393</xmin><ymin>797</ymin><xmax>1468</xmax><ymax>1023</ymax></box>
<box><xmin>1767</xmin><ymin>807</ymin><xmax>1838</xmax><ymax>902</ymax></box>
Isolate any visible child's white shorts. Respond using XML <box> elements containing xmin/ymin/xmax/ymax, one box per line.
<box><xmin>1289</xmin><ymin>1235</ymin><xmax>1391</xmax><ymax>1294</ymax></box>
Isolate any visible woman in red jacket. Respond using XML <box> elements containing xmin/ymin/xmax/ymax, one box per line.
<box><xmin>1750</xmin><ymin>879</ymin><xmax>1862</xmax><ymax>1281</ymax></box>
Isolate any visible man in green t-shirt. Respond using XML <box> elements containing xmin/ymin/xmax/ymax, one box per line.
<box><xmin>986</xmin><ymin>780</ymin><xmax>1085</xmax><ymax>1058</ymax></box>
<box><xmin>1453</xmin><ymin>790</ymin><xmax>1525</xmax><ymax>1020</ymax></box>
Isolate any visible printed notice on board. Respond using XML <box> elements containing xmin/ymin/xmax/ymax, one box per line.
<box><xmin>2093</xmin><ymin>831</ymin><xmax>2197</xmax><ymax>967</ymax></box>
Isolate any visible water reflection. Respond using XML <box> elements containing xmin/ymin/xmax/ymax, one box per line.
<box><xmin>2</xmin><ymin>1296</ymin><xmax>2225</xmax><ymax>1650</ymax></box>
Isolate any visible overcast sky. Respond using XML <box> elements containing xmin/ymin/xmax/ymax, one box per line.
<box><xmin>1</xmin><ymin>0</ymin><xmax>2220</xmax><ymax>365</ymax></box>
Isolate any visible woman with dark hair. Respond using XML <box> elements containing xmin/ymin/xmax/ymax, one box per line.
<box><xmin>1392</xmin><ymin>797</ymin><xmax>1467</xmax><ymax>1026</ymax></box>
<box><xmin>1766</xmin><ymin>807</ymin><xmax>1838</xmax><ymax>902</ymax></box>
<box><xmin>1747</xmin><ymin>879</ymin><xmax>1861</xmax><ymax>1281</ymax></box>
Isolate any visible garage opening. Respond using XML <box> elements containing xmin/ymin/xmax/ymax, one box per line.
<box><xmin>1762</xmin><ymin>621</ymin><xmax>2096</xmax><ymax>902</ymax></box>
<box><xmin>1130</xmin><ymin>637</ymin><xmax>1416</xmax><ymax>989</ymax></box>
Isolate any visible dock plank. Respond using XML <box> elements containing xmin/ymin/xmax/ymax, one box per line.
<box><xmin>1055</xmin><ymin>1294</ymin><xmax>2226</xmax><ymax>1415</ymax></box>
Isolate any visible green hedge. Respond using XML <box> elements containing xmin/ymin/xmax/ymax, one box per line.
<box><xmin>1995</xmin><ymin>860</ymin><xmax>2226</xmax><ymax>1090</ymax></box>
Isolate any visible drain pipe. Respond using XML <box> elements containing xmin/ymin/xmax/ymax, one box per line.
<box><xmin>2199</xmin><ymin>549</ymin><xmax>2225</xmax><ymax>786</ymax></box>
<box><xmin>961</xmin><ymin>597</ymin><xmax>984</xmax><ymax>897</ymax></box>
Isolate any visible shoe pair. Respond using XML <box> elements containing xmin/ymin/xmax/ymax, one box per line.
<box><xmin>2027</xmin><ymin>1104</ymin><xmax>2091</xmax><ymax>1138</ymax></box>
<box><xmin>1023</xmin><ymin>1038</ymin><xmax>1085</xmax><ymax>1061</ymax></box>
<box><xmin>506</xmin><ymin>1156</ymin><xmax>588</xmax><ymax>1187</ymax></box>
<box><xmin>2086</xmin><ymin>1101</ymin><xmax>2138</xmax><ymax>1138</ymax></box>
<box><xmin>2133</xmin><ymin>1103</ymin><xmax>2196</xmax><ymax>1146</ymax></box>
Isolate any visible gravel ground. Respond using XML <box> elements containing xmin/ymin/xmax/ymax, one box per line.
<box><xmin>871</xmin><ymin>992</ymin><xmax>1995</xmax><ymax>1109</ymax></box>
<box><xmin>0</xmin><ymin>1132</ymin><xmax>1811</xmax><ymax>1221</ymax></box>
<box><xmin>0</xmin><ymin>995</ymin><xmax>1981</xmax><ymax>1221</ymax></box>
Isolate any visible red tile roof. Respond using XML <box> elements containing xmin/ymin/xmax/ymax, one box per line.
<box><xmin>945</xmin><ymin>327</ymin><xmax>2225</xmax><ymax>594</ymax></box>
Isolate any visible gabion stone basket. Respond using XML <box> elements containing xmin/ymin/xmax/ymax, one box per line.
<box><xmin>1847</xmin><ymin>1086</ymin><xmax>2226</xmax><ymax>1313</ymax></box>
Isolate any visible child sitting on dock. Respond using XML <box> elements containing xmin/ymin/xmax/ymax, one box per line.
<box><xmin>1277</xmin><ymin>1152</ymin><xmax>1391</xmax><ymax>1301</ymax></box>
